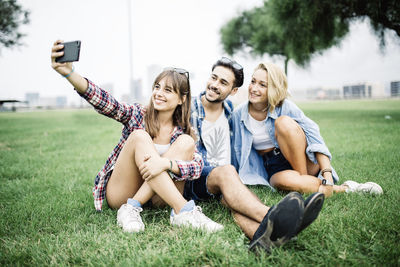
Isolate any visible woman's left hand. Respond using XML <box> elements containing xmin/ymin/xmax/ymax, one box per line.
<box><xmin>138</xmin><ymin>155</ymin><xmax>169</xmax><ymax>181</ymax></box>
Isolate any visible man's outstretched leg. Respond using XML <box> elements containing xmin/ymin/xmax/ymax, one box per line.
<box><xmin>203</xmin><ymin>165</ymin><xmax>325</xmax><ymax>252</ymax></box>
<box><xmin>207</xmin><ymin>165</ymin><xmax>269</xmax><ymax>223</ymax></box>
<box><xmin>233</xmin><ymin>192</ymin><xmax>325</xmax><ymax>253</ymax></box>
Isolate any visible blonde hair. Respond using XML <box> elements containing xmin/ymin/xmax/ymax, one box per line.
<box><xmin>145</xmin><ymin>70</ymin><xmax>194</xmax><ymax>139</ymax></box>
<box><xmin>255</xmin><ymin>62</ymin><xmax>289</xmax><ymax>113</ymax></box>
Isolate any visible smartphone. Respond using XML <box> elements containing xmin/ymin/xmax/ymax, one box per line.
<box><xmin>56</xmin><ymin>40</ymin><xmax>81</xmax><ymax>63</ymax></box>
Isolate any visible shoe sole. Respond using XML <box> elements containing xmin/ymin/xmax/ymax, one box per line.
<box><xmin>170</xmin><ymin>218</ymin><xmax>224</xmax><ymax>233</ymax></box>
<box><xmin>296</xmin><ymin>192</ymin><xmax>324</xmax><ymax>235</ymax></box>
<box><xmin>363</xmin><ymin>182</ymin><xmax>383</xmax><ymax>194</ymax></box>
<box><xmin>249</xmin><ymin>192</ymin><xmax>304</xmax><ymax>253</ymax></box>
<box><xmin>117</xmin><ymin>216</ymin><xmax>144</xmax><ymax>233</ymax></box>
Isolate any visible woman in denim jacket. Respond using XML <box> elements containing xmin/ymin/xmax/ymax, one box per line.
<box><xmin>231</xmin><ymin>62</ymin><xmax>382</xmax><ymax>197</ymax></box>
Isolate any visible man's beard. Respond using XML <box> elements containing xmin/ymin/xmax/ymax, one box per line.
<box><xmin>205</xmin><ymin>87</ymin><xmax>224</xmax><ymax>103</ymax></box>
<box><xmin>205</xmin><ymin>93</ymin><xmax>224</xmax><ymax>103</ymax></box>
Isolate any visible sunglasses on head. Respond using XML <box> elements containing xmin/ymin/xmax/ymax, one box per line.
<box><xmin>220</xmin><ymin>57</ymin><xmax>243</xmax><ymax>71</ymax></box>
<box><xmin>164</xmin><ymin>67</ymin><xmax>190</xmax><ymax>80</ymax></box>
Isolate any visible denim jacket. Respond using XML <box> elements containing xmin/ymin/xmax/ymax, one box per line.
<box><xmin>231</xmin><ymin>99</ymin><xmax>339</xmax><ymax>186</ymax></box>
<box><xmin>190</xmin><ymin>91</ymin><xmax>234</xmax><ymax>167</ymax></box>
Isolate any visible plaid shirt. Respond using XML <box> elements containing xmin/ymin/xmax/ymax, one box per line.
<box><xmin>79</xmin><ymin>80</ymin><xmax>204</xmax><ymax>211</ymax></box>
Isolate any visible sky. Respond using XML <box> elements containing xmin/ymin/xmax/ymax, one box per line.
<box><xmin>0</xmin><ymin>0</ymin><xmax>399</xmax><ymax>105</ymax></box>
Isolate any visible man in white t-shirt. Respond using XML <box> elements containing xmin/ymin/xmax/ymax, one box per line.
<box><xmin>184</xmin><ymin>57</ymin><xmax>325</xmax><ymax>253</ymax></box>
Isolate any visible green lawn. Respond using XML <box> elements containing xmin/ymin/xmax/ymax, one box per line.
<box><xmin>1</xmin><ymin>99</ymin><xmax>399</xmax><ymax>266</ymax></box>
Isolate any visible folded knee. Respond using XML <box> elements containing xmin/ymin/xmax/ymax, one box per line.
<box><xmin>275</xmin><ymin>115</ymin><xmax>302</xmax><ymax>137</ymax></box>
<box><xmin>174</xmin><ymin>134</ymin><xmax>195</xmax><ymax>154</ymax></box>
<box><xmin>210</xmin><ymin>165</ymin><xmax>239</xmax><ymax>185</ymax></box>
<box><xmin>127</xmin><ymin>129</ymin><xmax>152</xmax><ymax>144</ymax></box>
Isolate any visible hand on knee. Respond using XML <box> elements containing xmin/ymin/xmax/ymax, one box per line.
<box><xmin>139</xmin><ymin>155</ymin><xmax>169</xmax><ymax>181</ymax></box>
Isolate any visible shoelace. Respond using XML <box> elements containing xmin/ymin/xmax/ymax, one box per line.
<box><xmin>192</xmin><ymin>206</ymin><xmax>214</xmax><ymax>224</ymax></box>
<box><xmin>126</xmin><ymin>207</ymin><xmax>143</xmax><ymax>222</ymax></box>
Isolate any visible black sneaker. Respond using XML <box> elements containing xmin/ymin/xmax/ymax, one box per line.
<box><xmin>249</xmin><ymin>192</ymin><xmax>304</xmax><ymax>253</ymax></box>
<box><xmin>295</xmin><ymin>192</ymin><xmax>324</xmax><ymax>235</ymax></box>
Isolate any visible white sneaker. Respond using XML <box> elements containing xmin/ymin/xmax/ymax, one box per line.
<box><xmin>117</xmin><ymin>204</ymin><xmax>145</xmax><ymax>233</ymax></box>
<box><xmin>343</xmin><ymin>180</ymin><xmax>383</xmax><ymax>195</ymax></box>
<box><xmin>170</xmin><ymin>205</ymin><xmax>224</xmax><ymax>233</ymax></box>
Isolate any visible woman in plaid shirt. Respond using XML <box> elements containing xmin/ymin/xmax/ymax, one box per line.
<box><xmin>51</xmin><ymin>40</ymin><xmax>223</xmax><ymax>233</ymax></box>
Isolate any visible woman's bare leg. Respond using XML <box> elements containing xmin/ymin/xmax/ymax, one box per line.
<box><xmin>270</xmin><ymin>170</ymin><xmax>345</xmax><ymax>194</ymax></box>
<box><xmin>106</xmin><ymin>130</ymin><xmax>147</xmax><ymax>209</ymax></box>
<box><xmin>106</xmin><ymin>130</ymin><xmax>191</xmax><ymax>213</ymax></box>
<box><xmin>273</xmin><ymin>116</ymin><xmax>347</xmax><ymax>194</ymax></box>
<box><xmin>148</xmin><ymin>134</ymin><xmax>194</xmax><ymax>208</ymax></box>
<box><xmin>275</xmin><ymin>115</ymin><xmax>320</xmax><ymax>175</ymax></box>
<box><xmin>269</xmin><ymin>170</ymin><xmax>321</xmax><ymax>193</ymax></box>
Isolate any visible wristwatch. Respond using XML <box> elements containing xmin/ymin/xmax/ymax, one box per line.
<box><xmin>321</xmin><ymin>178</ymin><xmax>334</xmax><ymax>186</ymax></box>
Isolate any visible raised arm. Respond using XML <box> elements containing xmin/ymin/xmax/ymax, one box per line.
<box><xmin>50</xmin><ymin>40</ymin><xmax>140</xmax><ymax>124</ymax></box>
<box><xmin>51</xmin><ymin>40</ymin><xmax>88</xmax><ymax>94</ymax></box>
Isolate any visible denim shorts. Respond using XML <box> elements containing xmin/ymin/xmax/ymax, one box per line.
<box><xmin>263</xmin><ymin>148</ymin><xmax>293</xmax><ymax>183</ymax></box>
<box><xmin>183</xmin><ymin>165</ymin><xmax>218</xmax><ymax>201</ymax></box>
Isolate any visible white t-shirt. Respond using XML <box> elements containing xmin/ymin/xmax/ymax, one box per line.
<box><xmin>154</xmin><ymin>143</ymin><xmax>170</xmax><ymax>156</ymax></box>
<box><xmin>201</xmin><ymin>112</ymin><xmax>231</xmax><ymax>167</ymax></box>
<box><xmin>248</xmin><ymin>114</ymin><xmax>274</xmax><ymax>150</ymax></box>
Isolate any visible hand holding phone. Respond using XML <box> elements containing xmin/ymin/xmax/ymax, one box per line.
<box><xmin>55</xmin><ymin>40</ymin><xmax>81</xmax><ymax>63</ymax></box>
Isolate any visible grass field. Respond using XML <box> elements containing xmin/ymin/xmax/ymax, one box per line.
<box><xmin>1</xmin><ymin>99</ymin><xmax>399</xmax><ymax>266</ymax></box>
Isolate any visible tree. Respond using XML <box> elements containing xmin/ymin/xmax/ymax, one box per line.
<box><xmin>220</xmin><ymin>0</ymin><xmax>400</xmax><ymax>75</ymax></box>
<box><xmin>328</xmin><ymin>0</ymin><xmax>400</xmax><ymax>46</ymax></box>
<box><xmin>221</xmin><ymin>6</ymin><xmax>296</xmax><ymax>74</ymax></box>
<box><xmin>0</xmin><ymin>0</ymin><xmax>30</xmax><ymax>49</ymax></box>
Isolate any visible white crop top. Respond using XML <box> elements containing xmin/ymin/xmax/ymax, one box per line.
<box><xmin>154</xmin><ymin>143</ymin><xmax>171</xmax><ymax>156</ymax></box>
<box><xmin>248</xmin><ymin>115</ymin><xmax>274</xmax><ymax>150</ymax></box>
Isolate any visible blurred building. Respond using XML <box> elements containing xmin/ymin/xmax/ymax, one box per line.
<box><xmin>25</xmin><ymin>92</ymin><xmax>67</xmax><ymax>108</ymax></box>
<box><xmin>343</xmin><ymin>82</ymin><xmax>384</xmax><ymax>99</ymax></box>
<box><xmin>146</xmin><ymin>64</ymin><xmax>162</xmax><ymax>96</ymax></box>
<box><xmin>288</xmin><ymin>89</ymin><xmax>307</xmax><ymax>101</ymax></box>
<box><xmin>39</xmin><ymin>96</ymin><xmax>67</xmax><ymax>108</ymax></box>
<box><xmin>390</xmin><ymin>81</ymin><xmax>400</xmax><ymax>97</ymax></box>
<box><xmin>306</xmin><ymin>87</ymin><xmax>342</xmax><ymax>100</ymax></box>
<box><xmin>131</xmin><ymin>79</ymin><xmax>144</xmax><ymax>103</ymax></box>
<box><xmin>25</xmin><ymin>92</ymin><xmax>40</xmax><ymax>106</ymax></box>
<box><xmin>288</xmin><ymin>87</ymin><xmax>341</xmax><ymax>101</ymax></box>
<box><xmin>56</xmin><ymin>96</ymin><xmax>67</xmax><ymax>107</ymax></box>
<box><xmin>121</xmin><ymin>79</ymin><xmax>144</xmax><ymax>104</ymax></box>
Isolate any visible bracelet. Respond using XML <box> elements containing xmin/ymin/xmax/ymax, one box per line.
<box><xmin>321</xmin><ymin>168</ymin><xmax>332</xmax><ymax>176</ymax></box>
<box><xmin>62</xmin><ymin>66</ymin><xmax>75</xmax><ymax>78</ymax></box>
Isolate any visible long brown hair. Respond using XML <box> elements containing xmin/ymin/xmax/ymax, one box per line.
<box><xmin>144</xmin><ymin>69</ymin><xmax>194</xmax><ymax>139</ymax></box>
